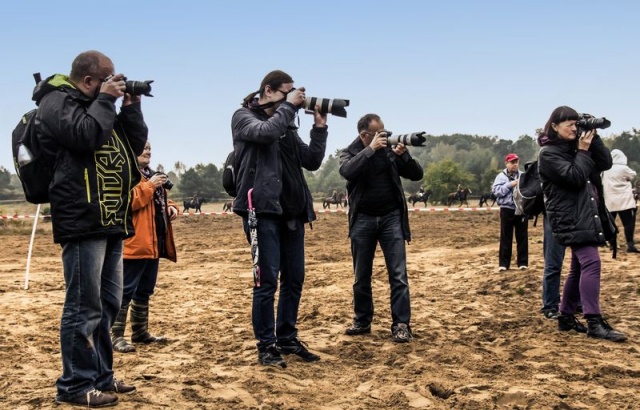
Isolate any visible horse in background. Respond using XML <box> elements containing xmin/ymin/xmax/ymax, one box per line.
<box><xmin>447</xmin><ymin>188</ymin><xmax>472</xmax><ymax>207</ymax></box>
<box><xmin>407</xmin><ymin>189</ymin><xmax>433</xmax><ymax>207</ymax></box>
<box><xmin>222</xmin><ymin>201</ymin><xmax>233</xmax><ymax>212</ymax></box>
<box><xmin>479</xmin><ymin>192</ymin><xmax>497</xmax><ymax>207</ymax></box>
<box><xmin>323</xmin><ymin>191</ymin><xmax>346</xmax><ymax>209</ymax></box>
<box><xmin>183</xmin><ymin>196</ymin><xmax>205</xmax><ymax>213</ymax></box>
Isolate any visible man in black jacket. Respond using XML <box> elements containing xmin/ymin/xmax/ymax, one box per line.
<box><xmin>37</xmin><ymin>50</ymin><xmax>147</xmax><ymax>407</ymax></box>
<box><xmin>339</xmin><ymin>113</ymin><xmax>424</xmax><ymax>343</ymax></box>
<box><xmin>231</xmin><ymin>70</ymin><xmax>327</xmax><ymax>367</ymax></box>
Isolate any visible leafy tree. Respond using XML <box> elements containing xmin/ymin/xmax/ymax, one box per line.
<box><xmin>422</xmin><ymin>159</ymin><xmax>474</xmax><ymax>204</ymax></box>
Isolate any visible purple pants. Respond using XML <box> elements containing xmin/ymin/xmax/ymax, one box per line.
<box><xmin>559</xmin><ymin>245</ymin><xmax>601</xmax><ymax>316</ymax></box>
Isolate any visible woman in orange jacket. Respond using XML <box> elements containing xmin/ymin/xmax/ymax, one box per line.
<box><xmin>111</xmin><ymin>141</ymin><xmax>179</xmax><ymax>353</ymax></box>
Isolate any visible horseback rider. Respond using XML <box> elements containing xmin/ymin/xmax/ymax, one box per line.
<box><xmin>331</xmin><ymin>189</ymin><xmax>338</xmax><ymax>202</ymax></box>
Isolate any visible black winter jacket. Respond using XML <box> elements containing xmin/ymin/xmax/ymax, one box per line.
<box><xmin>231</xmin><ymin>101</ymin><xmax>327</xmax><ymax>222</ymax></box>
<box><xmin>538</xmin><ymin>135</ymin><xmax>612</xmax><ymax>246</ymax></box>
<box><xmin>339</xmin><ymin>137</ymin><xmax>424</xmax><ymax>242</ymax></box>
<box><xmin>37</xmin><ymin>74</ymin><xmax>148</xmax><ymax>243</ymax></box>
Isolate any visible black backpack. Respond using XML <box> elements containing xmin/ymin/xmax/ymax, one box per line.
<box><xmin>222</xmin><ymin>150</ymin><xmax>237</xmax><ymax>197</ymax></box>
<box><xmin>11</xmin><ymin>73</ymin><xmax>56</xmax><ymax>204</ymax></box>
<box><xmin>513</xmin><ymin>151</ymin><xmax>546</xmax><ymax>222</ymax></box>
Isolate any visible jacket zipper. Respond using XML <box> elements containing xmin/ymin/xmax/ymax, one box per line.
<box><xmin>84</xmin><ymin>168</ymin><xmax>91</xmax><ymax>202</ymax></box>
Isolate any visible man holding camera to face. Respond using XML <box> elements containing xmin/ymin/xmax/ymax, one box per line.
<box><xmin>231</xmin><ymin>70</ymin><xmax>328</xmax><ymax>368</ymax></box>
<box><xmin>36</xmin><ymin>50</ymin><xmax>148</xmax><ymax>407</ymax></box>
<box><xmin>339</xmin><ymin>113</ymin><xmax>424</xmax><ymax>343</ymax></box>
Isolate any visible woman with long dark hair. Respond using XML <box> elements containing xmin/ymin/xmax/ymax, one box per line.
<box><xmin>538</xmin><ymin>106</ymin><xmax>627</xmax><ymax>342</ymax></box>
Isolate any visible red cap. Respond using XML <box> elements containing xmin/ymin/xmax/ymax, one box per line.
<box><xmin>505</xmin><ymin>153</ymin><xmax>519</xmax><ymax>162</ymax></box>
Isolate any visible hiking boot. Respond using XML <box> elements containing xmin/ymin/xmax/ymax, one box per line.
<box><xmin>104</xmin><ymin>379</ymin><xmax>136</xmax><ymax>394</ymax></box>
<box><xmin>345</xmin><ymin>322</ymin><xmax>371</xmax><ymax>336</ymax></box>
<box><xmin>277</xmin><ymin>338</ymin><xmax>320</xmax><ymax>362</ymax></box>
<box><xmin>557</xmin><ymin>314</ymin><xmax>587</xmax><ymax>333</ymax></box>
<box><xmin>392</xmin><ymin>323</ymin><xmax>413</xmax><ymax>343</ymax></box>
<box><xmin>55</xmin><ymin>389</ymin><xmax>118</xmax><ymax>408</ymax></box>
<box><xmin>258</xmin><ymin>344</ymin><xmax>287</xmax><ymax>368</ymax></box>
<box><xmin>586</xmin><ymin>317</ymin><xmax>628</xmax><ymax>342</ymax></box>
<box><xmin>542</xmin><ymin>309</ymin><xmax>559</xmax><ymax>320</ymax></box>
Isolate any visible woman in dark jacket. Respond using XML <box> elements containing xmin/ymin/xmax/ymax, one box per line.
<box><xmin>538</xmin><ymin>106</ymin><xmax>626</xmax><ymax>342</ymax></box>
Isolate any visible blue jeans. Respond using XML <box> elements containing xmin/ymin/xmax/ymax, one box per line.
<box><xmin>242</xmin><ymin>215</ymin><xmax>306</xmax><ymax>348</ymax></box>
<box><xmin>122</xmin><ymin>258</ymin><xmax>160</xmax><ymax>306</ymax></box>
<box><xmin>541</xmin><ymin>217</ymin><xmax>566</xmax><ymax>312</ymax></box>
<box><xmin>350</xmin><ymin>210</ymin><xmax>410</xmax><ymax>328</ymax></box>
<box><xmin>56</xmin><ymin>237</ymin><xmax>123</xmax><ymax>401</ymax></box>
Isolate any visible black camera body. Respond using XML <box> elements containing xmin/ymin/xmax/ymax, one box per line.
<box><xmin>124</xmin><ymin>78</ymin><xmax>154</xmax><ymax>97</ymax></box>
<box><xmin>153</xmin><ymin>172</ymin><xmax>173</xmax><ymax>190</ymax></box>
<box><xmin>385</xmin><ymin>131</ymin><xmax>427</xmax><ymax>147</ymax></box>
<box><xmin>576</xmin><ymin>113</ymin><xmax>610</xmax><ymax>132</ymax></box>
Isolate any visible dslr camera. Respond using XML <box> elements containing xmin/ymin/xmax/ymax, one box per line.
<box><xmin>153</xmin><ymin>172</ymin><xmax>174</xmax><ymax>190</ymax></box>
<box><xmin>576</xmin><ymin>113</ymin><xmax>610</xmax><ymax>133</ymax></box>
<box><xmin>384</xmin><ymin>131</ymin><xmax>427</xmax><ymax>147</ymax></box>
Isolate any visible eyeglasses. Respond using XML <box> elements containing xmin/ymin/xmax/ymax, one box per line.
<box><xmin>276</xmin><ymin>87</ymin><xmax>295</xmax><ymax>96</ymax></box>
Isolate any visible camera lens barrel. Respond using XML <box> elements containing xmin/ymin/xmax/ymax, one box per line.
<box><xmin>303</xmin><ymin>97</ymin><xmax>350</xmax><ymax>117</ymax></box>
<box><xmin>125</xmin><ymin>80</ymin><xmax>154</xmax><ymax>97</ymax></box>
<box><xmin>386</xmin><ymin>132</ymin><xmax>427</xmax><ymax>147</ymax></box>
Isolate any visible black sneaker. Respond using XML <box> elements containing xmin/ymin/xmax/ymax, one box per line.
<box><xmin>392</xmin><ymin>323</ymin><xmax>413</xmax><ymax>343</ymax></box>
<box><xmin>542</xmin><ymin>309</ymin><xmax>559</xmax><ymax>320</ymax></box>
<box><xmin>345</xmin><ymin>322</ymin><xmax>371</xmax><ymax>335</ymax></box>
<box><xmin>55</xmin><ymin>389</ymin><xmax>118</xmax><ymax>408</ymax></box>
<box><xmin>277</xmin><ymin>338</ymin><xmax>320</xmax><ymax>362</ymax></box>
<box><xmin>258</xmin><ymin>344</ymin><xmax>287</xmax><ymax>368</ymax></box>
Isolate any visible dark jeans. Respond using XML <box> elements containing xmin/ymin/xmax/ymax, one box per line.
<box><xmin>499</xmin><ymin>207</ymin><xmax>528</xmax><ymax>268</ymax></box>
<box><xmin>541</xmin><ymin>216</ymin><xmax>566</xmax><ymax>312</ymax></box>
<box><xmin>350</xmin><ymin>209</ymin><xmax>410</xmax><ymax>328</ymax></box>
<box><xmin>611</xmin><ymin>207</ymin><xmax>637</xmax><ymax>245</ymax></box>
<box><xmin>242</xmin><ymin>215</ymin><xmax>306</xmax><ymax>348</ymax></box>
<box><xmin>56</xmin><ymin>237</ymin><xmax>123</xmax><ymax>401</ymax></box>
<box><xmin>560</xmin><ymin>245</ymin><xmax>601</xmax><ymax>316</ymax></box>
<box><xmin>122</xmin><ymin>258</ymin><xmax>160</xmax><ymax>306</ymax></box>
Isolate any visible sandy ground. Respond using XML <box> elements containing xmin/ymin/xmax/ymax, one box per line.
<box><xmin>1</xmin><ymin>202</ymin><xmax>639</xmax><ymax>409</ymax></box>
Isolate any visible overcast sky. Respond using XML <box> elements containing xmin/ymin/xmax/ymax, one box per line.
<box><xmin>2</xmin><ymin>0</ymin><xmax>638</xmax><ymax>172</ymax></box>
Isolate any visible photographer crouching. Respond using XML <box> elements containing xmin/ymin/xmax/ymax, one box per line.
<box><xmin>339</xmin><ymin>114</ymin><xmax>424</xmax><ymax>343</ymax></box>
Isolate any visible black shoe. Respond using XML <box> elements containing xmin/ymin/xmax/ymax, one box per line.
<box><xmin>542</xmin><ymin>309</ymin><xmax>559</xmax><ymax>320</ymax></box>
<box><xmin>557</xmin><ymin>314</ymin><xmax>587</xmax><ymax>333</ymax></box>
<box><xmin>392</xmin><ymin>323</ymin><xmax>413</xmax><ymax>343</ymax></box>
<box><xmin>345</xmin><ymin>322</ymin><xmax>371</xmax><ymax>335</ymax></box>
<box><xmin>586</xmin><ymin>317</ymin><xmax>628</xmax><ymax>342</ymax></box>
<box><xmin>627</xmin><ymin>246</ymin><xmax>640</xmax><ymax>253</ymax></box>
<box><xmin>55</xmin><ymin>389</ymin><xmax>118</xmax><ymax>408</ymax></box>
<box><xmin>104</xmin><ymin>379</ymin><xmax>136</xmax><ymax>394</ymax></box>
<box><xmin>277</xmin><ymin>338</ymin><xmax>320</xmax><ymax>362</ymax></box>
<box><xmin>258</xmin><ymin>344</ymin><xmax>287</xmax><ymax>368</ymax></box>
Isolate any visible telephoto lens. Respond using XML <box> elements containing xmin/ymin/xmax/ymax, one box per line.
<box><xmin>386</xmin><ymin>131</ymin><xmax>427</xmax><ymax>147</ymax></box>
<box><xmin>303</xmin><ymin>97</ymin><xmax>349</xmax><ymax>117</ymax></box>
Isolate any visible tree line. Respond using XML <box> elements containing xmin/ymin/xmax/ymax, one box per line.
<box><xmin>2</xmin><ymin>129</ymin><xmax>639</xmax><ymax>204</ymax></box>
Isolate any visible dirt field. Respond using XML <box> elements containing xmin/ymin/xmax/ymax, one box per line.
<box><xmin>1</xmin><ymin>202</ymin><xmax>639</xmax><ymax>409</ymax></box>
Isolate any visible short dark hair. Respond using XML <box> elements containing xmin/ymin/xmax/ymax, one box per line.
<box><xmin>69</xmin><ymin>50</ymin><xmax>112</xmax><ymax>82</ymax></box>
<box><xmin>357</xmin><ymin>113</ymin><xmax>381</xmax><ymax>134</ymax></box>
<box><xmin>242</xmin><ymin>70</ymin><xmax>294</xmax><ymax>107</ymax></box>
<box><xmin>543</xmin><ymin>106</ymin><xmax>579</xmax><ymax>140</ymax></box>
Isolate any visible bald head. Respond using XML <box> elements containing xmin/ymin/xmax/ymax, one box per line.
<box><xmin>69</xmin><ymin>50</ymin><xmax>114</xmax><ymax>83</ymax></box>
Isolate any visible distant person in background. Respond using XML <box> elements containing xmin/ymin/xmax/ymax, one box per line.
<box><xmin>111</xmin><ymin>141</ymin><xmax>179</xmax><ymax>353</ymax></box>
<box><xmin>492</xmin><ymin>153</ymin><xmax>528</xmax><ymax>272</ymax></box>
<box><xmin>602</xmin><ymin>149</ymin><xmax>639</xmax><ymax>253</ymax></box>
<box><xmin>538</xmin><ymin>105</ymin><xmax>626</xmax><ymax>342</ymax></box>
